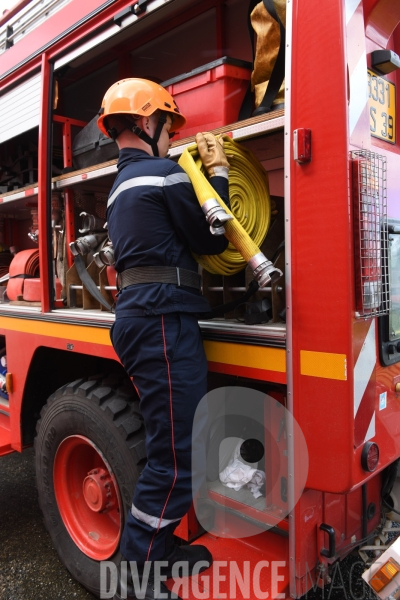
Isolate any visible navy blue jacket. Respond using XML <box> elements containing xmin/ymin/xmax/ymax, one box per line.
<box><xmin>106</xmin><ymin>148</ymin><xmax>230</xmax><ymax>316</ymax></box>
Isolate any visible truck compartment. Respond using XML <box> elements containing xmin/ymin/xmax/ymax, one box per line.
<box><xmin>0</xmin><ymin>133</ymin><xmax>285</xmax><ymax>337</ymax></box>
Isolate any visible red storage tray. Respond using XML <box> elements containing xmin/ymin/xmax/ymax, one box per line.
<box><xmin>23</xmin><ymin>278</ymin><xmax>62</xmax><ymax>302</ymax></box>
<box><xmin>162</xmin><ymin>57</ymin><xmax>252</xmax><ymax>140</ymax></box>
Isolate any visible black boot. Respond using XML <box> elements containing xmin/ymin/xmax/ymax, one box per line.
<box><xmin>113</xmin><ymin>560</ymin><xmax>182</xmax><ymax>600</ymax></box>
<box><xmin>162</xmin><ymin>533</ymin><xmax>213</xmax><ymax>578</ymax></box>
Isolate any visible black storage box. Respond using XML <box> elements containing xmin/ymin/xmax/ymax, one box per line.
<box><xmin>72</xmin><ymin>114</ymin><xmax>119</xmax><ymax>170</ymax></box>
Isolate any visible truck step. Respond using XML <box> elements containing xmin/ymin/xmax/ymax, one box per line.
<box><xmin>165</xmin><ymin>531</ymin><xmax>289</xmax><ymax>600</ymax></box>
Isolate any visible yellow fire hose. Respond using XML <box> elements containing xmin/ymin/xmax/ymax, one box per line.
<box><xmin>178</xmin><ymin>135</ymin><xmax>282</xmax><ymax>286</ymax></box>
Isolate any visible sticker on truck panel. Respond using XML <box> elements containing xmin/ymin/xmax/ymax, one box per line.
<box><xmin>368</xmin><ymin>69</ymin><xmax>396</xmax><ymax>144</ymax></box>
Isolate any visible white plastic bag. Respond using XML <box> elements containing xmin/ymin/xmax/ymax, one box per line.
<box><xmin>219</xmin><ymin>439</ymin><xmax>265</xmax><ymax>498</ymax></box>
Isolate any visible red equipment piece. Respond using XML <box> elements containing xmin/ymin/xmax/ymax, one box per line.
<box><xmin>7</xmin><ymin>249</ymin><xmax>40</xmax><ymax>300</ymax></box>
<box><xmin>23</xmin><ymin>278</ymin><xmax>62</xmax><ymax>302</ymax></box>
<box><xmin>163</xmin><ymin>58</ymin><xmax>252</xmax><ymax>139</ymax></box>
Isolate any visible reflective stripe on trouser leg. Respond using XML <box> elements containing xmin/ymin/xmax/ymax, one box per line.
<box><xmin>130</xmin><ymin>503</ymin><xmax>181</xmax><ymax>529</ymax></box>
<box><xmin>110</xmin><ymin>312</ymin><xmax>208</xmax><ymax>565</ymax></box>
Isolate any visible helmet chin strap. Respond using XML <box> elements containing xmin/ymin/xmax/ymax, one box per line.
<box><xmin>130</xmin><ymin>112</ymin><xmax>167</xmax><ymax>157</ymax></box>
<box><xmin>106</xmin><ymin>112</ymin><xmax>168</xmax><ymax>156</ymax></box>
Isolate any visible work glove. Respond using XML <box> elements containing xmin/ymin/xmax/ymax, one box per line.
<box><xmin>195</xmin><ymin>132</ymin><xmax>230</xmax><ymax>178</ymax></box>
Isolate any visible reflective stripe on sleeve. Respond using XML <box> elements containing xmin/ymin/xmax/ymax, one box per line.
<box><xmin>107</xmin><ymin>172</ymin><xmax>191</xmax><ymax>208</ymax></box>
<box><xmin>107</xmin><ymin>176</ymin><xmax>164</xmax><ymax>207</ymax></box>
<box><xmin>164</xmin><ymin>172</ymin><xmax>191</xmax><ymax>186</ymax></box>
<box><xmin>131</xmin><ymin>503</ymin><xmax>181</xmax><ymax>530</ymax></box>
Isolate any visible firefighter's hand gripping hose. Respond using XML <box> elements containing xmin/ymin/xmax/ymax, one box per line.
<box><xmin>178</xmin><ymin>135</ymin><xmax>282</xmax><ymax>287</ymax></box>
<box><xmin>196</xmin><ymin>132</ymin><xmax>230</xmax><ymax>178</ymax></box>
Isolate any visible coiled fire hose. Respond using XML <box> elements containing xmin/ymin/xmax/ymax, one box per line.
<box><xmin>178</xmin><ymin>136</ymin><xmax>282</xmax><ymax>287</ymax></box>
<box><xmin>7</xmin><ymin>249</ymin><xmax>40</xmax><ymax>301</ymax></box>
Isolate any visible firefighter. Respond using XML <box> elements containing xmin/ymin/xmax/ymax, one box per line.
<box><xmin>98</xmin><ymin>78</ymin><xmax>231</xmax><ymax>600</ymax></box>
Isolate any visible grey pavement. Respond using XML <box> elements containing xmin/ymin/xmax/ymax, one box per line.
<box><xmin>0</xmin><ymin>447</ymin><xmax>94</xmax><ymax>600</ymax></box>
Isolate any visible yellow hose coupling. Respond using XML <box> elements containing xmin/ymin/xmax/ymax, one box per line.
<box><xmin>249</xmin><ymin>252</ymin><xmax>283</xmax><ymax>287</ymax></box>
<box><xmin>201</xmin><ymin>198</ymin><xmax>234</xmax><ymax>236</ymax></box>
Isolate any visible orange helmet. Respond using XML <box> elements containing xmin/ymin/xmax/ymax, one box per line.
<box><xmin>97</xmin><ymin>78</ymin><xmax>186</xmax><ymax>137</ymax></box>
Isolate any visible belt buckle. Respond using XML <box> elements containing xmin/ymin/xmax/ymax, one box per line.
<box><xmin>116</xmin><ymin>271</ymin><xmax>122</xmax><ymax>294</ymax></box>
<box><xmin>176</xmin><ymin>267</ymin><xmax>181</xmax><ymax>287</ymax></box>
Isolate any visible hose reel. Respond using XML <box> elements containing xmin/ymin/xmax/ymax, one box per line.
<box><xmin>178</xmin><ymin>135</ymin><xmax>281</xmax><ymax>287</ymax></box>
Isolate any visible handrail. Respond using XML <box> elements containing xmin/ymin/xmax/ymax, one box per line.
<box><xmin>0</xmin><ymin>0</ymin><xmax>32</xmax><ymax>28</ymax></box>
<box><xmin>0</xmin><ymin>0</ymin><xmax>71</xmax><ymax>54</ymax></box>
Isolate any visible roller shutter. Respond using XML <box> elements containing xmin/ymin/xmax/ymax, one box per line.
<box><xmin>0</xmin><ymin>73</ymin><xmax>41</xmax><ymax>143</ymax></box>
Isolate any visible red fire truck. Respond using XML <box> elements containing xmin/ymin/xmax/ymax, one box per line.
<box><xmin>0</xmin><ymin>0</ymin><xmax>399</xmax><ymax>598</ymax></box>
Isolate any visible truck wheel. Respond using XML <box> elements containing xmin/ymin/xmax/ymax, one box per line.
<box><xmin>34</xmin><ymin>375</ymin><xmax>146</xmax><ymax>596</ymax></box>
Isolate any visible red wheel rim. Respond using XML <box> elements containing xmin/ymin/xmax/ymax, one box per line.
<box><xmin>53</xmin><ymin>435</ymin><xmax>123</xmax><ymax>560</ymax></box>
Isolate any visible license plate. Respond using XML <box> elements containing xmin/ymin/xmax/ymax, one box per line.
<box><xmin>368</xmin><ymin>69</ymin><xmax>396</xmax><ymax>143</ymax></box>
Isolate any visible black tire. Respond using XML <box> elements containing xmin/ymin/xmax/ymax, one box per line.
<box><xmin>34</xmin><ymin>374</ymin><xmax>146</xmax><ymax>597</ymax></box>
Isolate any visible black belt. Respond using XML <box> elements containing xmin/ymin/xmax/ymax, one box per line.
<box><xmin>117</xmin><ymin>266</ymin><xmax>202</xmax><ymax>291</ymax></box>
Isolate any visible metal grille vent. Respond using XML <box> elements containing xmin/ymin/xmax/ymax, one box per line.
<box><xmin>352</xmin><ymin>150</ymin><xmax>389</xmax><ymax>318</ymax></box>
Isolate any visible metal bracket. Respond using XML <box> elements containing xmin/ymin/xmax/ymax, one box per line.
<box><xmin>114</xmin><ymin>0</ymin><xmax>147</xmax><ymax>25</ymax></box>
<box><xmin>5</xmin><ymin>25</ymin><xmax>13</xmax><ymax>49</ymax></box>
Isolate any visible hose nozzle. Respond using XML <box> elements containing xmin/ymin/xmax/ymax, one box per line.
<box><xmin>69</xmin><ymin>233</ymin><xmax>107</xmax><ymax>257</ymax></box>
<box><xmin>249</xmin><ymin>252</ymin><xmax>283</xmax><ymax>288</ymax></box>
<box><xmin>78</xmin><ymin>212</ymin><xmax>106</xmax><ymax>234</ymax></box>
<box><xmin>93</xmin><ymin>244</ymin><xmax>115</xmax><ymax>268</ymax></box>
<box><xmin>201</xmin><ymin>198</ymin><xmax>233</xmax><ymax>235</ymax></box>
<box><xmin>28</xmin><ymin>232</ymin><xmax>38</xmax><ymax>243</ymax></box>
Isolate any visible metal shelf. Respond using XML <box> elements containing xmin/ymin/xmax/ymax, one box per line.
<box><xmin>0</xmin><ymin>302</ymin><xmax>286</xmax><ymax>346</ymax></box>
<box><xmin>200</xmin><ymin>320</ymin><xmax>286</xmax><ymax>348</ymax></box>
<box><xmin>54</xmin><ymin>110</ymin><xmax>284</xmax><ymax>190</ymax></box>
<box><xmin>0</xmin><ymin>110</ymin><xmax>285</xmax><ymax>205</ymax></box>
<box><xmin>0</xmin><ymin>184</ymin><xmax>38</xmax><ymax>204</ymax></box>
<box><xmin>169</xmin><ymin>110</ymin><xmax>285</xmax><ymax>157</ymax></box>
<box><xmin>53</xmin><ymin>161</ymin><xmax>117</xmax><ymax>190</ymax></box>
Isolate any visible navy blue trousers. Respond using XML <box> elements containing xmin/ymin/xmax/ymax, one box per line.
<box><xmin>110</xmin><ymin>312</ymin><xmax>208</xmax><ymax>565</ymax></box>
